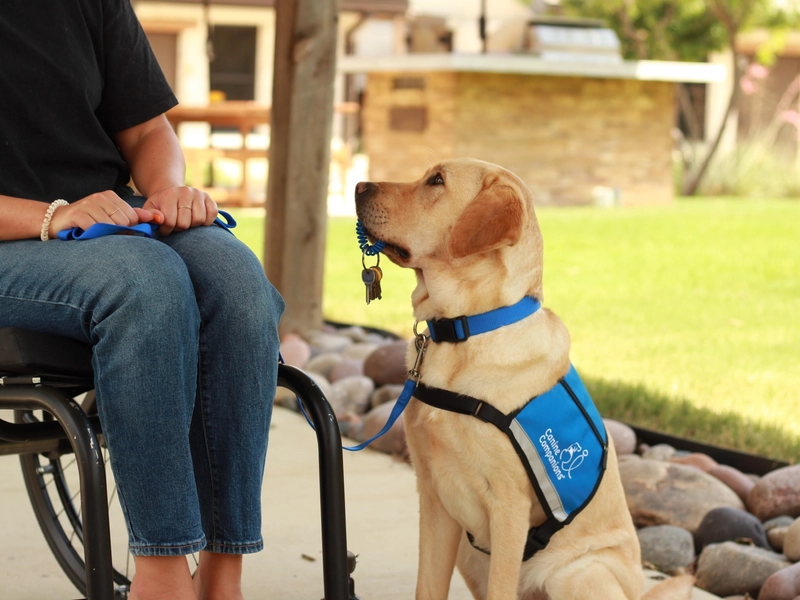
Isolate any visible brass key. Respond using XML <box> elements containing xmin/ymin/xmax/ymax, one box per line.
<box><xmin>369</xmin><ymin>266</ymin><xmax>383</xmax><ymax>302</ymax></box>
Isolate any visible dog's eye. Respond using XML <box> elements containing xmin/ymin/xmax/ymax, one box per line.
<box><xmin>427</xmin><ymin>173</ymin><xmax>444</xmax><ymax>186</ymax></box>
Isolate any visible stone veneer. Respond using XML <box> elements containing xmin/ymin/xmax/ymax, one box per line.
<box><xmin>362</xmin><ymin>70</ymin><xmax>676</xmax><ymax>206</ymax></box>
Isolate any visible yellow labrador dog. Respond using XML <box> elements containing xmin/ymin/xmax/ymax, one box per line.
<box><xmin>355</xmin><ymin>159</ymin><xmax>693</xmax><ymax>600</ymax></box>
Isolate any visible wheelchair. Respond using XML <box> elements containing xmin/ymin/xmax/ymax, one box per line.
<box><xmin>0</xmin><ymin>326</ymin><xmax>359</xmax><ymax>600</ymax></box>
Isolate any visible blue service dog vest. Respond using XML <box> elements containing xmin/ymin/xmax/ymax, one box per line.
<box><xmin>413</xmin><ymin>364</ymin><xmax>608</xmax><ymax>561</ymax></box>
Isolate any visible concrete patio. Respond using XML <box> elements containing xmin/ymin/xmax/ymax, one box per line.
<box><xmin>0</xmin><ymin>406</ymin><xmax>719</xmax><ymax>599</ymax></box>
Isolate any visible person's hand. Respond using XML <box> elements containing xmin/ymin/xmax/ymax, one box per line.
<box><xmin>142</xmin><ymin>186</ymin><xmax>218</xmax><ymax>236</ymax></box>
<box><xmin>48</xmin><ymin>191</ymin><xmax>162</xmax><ymax>238</ymax></box>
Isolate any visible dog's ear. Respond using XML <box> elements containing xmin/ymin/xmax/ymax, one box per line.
<box><xmin>448</xmin><ymin>177</ymin><xmax>524</xmax><ymax>259</ymax></box>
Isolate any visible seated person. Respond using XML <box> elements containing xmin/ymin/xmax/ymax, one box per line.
<box><xmin>0</xmin><ymin>2</ymin><xmax>284</xmax><ymax>599</ymax></box>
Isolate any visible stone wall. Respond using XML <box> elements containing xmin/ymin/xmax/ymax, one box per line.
<box><xmin>362</xmin><ymin>71</ymin><xmax>676</xmax><ymax>206</ymax></box>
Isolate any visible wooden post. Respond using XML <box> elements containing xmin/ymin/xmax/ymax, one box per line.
<box><xmin>266</xmin><ymin>0</ymin><xmax>341</xmax><ymax>335</ymax></box>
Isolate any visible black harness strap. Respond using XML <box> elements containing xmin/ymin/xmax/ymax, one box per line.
<box><xmin>466</xmin><ymin>518</ymin><xmax>561</xmax><ymax>562</ymax></box>
<box><xmin>413</xmin><ymin>383</ymin><xmax>561</xmax><ymax>562</ymax></box>
<box><xmin>413</xmin><ymin>383</ymin><xmax>514</xmax><ymax>431</ymax></box>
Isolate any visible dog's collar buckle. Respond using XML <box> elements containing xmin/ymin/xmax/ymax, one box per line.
<box><xmin>428</xmin><ymin>315</ymin><xmax>471</xmax><ymax>343</ymax></box>
<box><xmin>425</xmin><ymin>297</ymin><xmax>541</xmax><ymax>344</ymax></box>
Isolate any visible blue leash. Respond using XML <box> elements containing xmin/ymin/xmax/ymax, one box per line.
<box><xmin>298</xmin><ymin>377</ymin><xmax>420</xmax><ymax>452</ymax></box>
<box><xmin>298</xmin><ymin>330</ymin><xmax>428</xmax><ymax>451</ymax></box>
<box><xmin>57</xmin><ymin>210</ymin><xmax>236</xmax><ymax>240</ymax></box>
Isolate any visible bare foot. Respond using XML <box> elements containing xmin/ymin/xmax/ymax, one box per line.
<box><xmin>128</xmin><ymin>555</ymin><xmax>196</xmax><ymax>600</ymax></box>
<box><xmin>193</xmin><ymin>551</ymin><xmax>245</xmax><ymax>600</ymax></box>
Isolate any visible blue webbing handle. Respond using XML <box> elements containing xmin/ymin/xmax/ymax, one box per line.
<box><xmin>57</xmin><ymin>222</ymin><xmax>155</xmax><ymax>240</ymax></box>
<box><xmin>57</xmin><ymin>210</ymin><xmax>236</xmax><ymax>240</ymax></box>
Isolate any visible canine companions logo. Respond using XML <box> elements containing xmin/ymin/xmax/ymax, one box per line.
<box><xmin>539</xmin><ymin>429</ymin><xmax>589</xmax><ymax>480</ymax></box>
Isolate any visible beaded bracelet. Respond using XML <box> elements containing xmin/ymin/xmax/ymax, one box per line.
<box><xmin>40</xmin><ymin>199</ymin><xmax>69</xmax><ymax>241</ymax></box>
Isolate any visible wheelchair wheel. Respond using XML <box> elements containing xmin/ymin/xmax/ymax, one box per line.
<box><xmin>16</xmin><ymin>391</ymin><xmax>198</xmax><ymax>599</ymax></box>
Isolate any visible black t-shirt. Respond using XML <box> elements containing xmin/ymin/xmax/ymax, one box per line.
<box><xmin>0</xmin><ymin>0</ymin><xmax>178</xmax><ymax>203</ymax></box>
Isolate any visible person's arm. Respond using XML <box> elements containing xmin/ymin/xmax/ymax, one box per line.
<box><xmin>115</xmin><ymin>115</ymin><xmax>218</xmax><ymax>236</ymax></box>
<box><xmin>0</xmin><ymin>193</ymin><xmax>156</xmax><ymax>242</ymax></box>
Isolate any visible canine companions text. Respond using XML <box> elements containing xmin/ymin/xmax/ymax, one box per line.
<box><xmin>355</xmin><ymin>159</ymin><xmax>694</xmax><ymax>600</ymax></box>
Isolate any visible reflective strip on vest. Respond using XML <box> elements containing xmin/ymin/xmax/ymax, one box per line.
<box><xmin>507</xmin><ymin>365</ymin><xmax>607</xmax><ymax>524</ymax></box>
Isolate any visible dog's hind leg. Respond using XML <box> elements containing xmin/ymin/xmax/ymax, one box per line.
<box><xmin>415</xmin><ymin>488</ymin><xmax>463</xmax><ymax>600</ymax></box>
<box><xmin>543</xmin><ymin>557</ymin><xmax>641</xmax><ymax>600</ymax></box>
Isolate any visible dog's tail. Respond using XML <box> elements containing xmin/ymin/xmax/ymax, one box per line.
<box><xmin>640</xmin><ymin>575</ymin><xmax>696</xmax><ymax>600</ymax></box>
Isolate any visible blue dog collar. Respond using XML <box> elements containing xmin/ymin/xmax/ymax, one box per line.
<box><xmin>427</xmin><ymin>296</ymin><xmax>541</xmax><ymax>343</ymax></box>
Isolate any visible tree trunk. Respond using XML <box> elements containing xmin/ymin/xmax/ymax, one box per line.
<box><xmin>682</xmin><ymin>29</ymin><xmax>745</xmax><ymax>196</ymax></box>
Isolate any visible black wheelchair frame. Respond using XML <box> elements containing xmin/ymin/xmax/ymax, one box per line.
<box><xmin>0</xmin><ymin>327</ymin><xmax>359</xmax><ymax>600</ymax></box>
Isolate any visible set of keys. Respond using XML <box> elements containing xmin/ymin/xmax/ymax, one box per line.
<box><xmin>361</xmin><ymin>253</ymin><xmax>383</xmax><ymax>304</ymax></box>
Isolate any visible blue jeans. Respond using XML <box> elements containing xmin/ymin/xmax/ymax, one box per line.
<box><xmin>0</xmin><ymin>210</ymin><xmax>285</xmax><ymax>556</ymax></box>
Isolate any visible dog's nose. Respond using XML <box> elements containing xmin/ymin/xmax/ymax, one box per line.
<box><xmin>355</xmin><ymin>181</ymin><xmax>377</xmax><ymax>200</ymax></box>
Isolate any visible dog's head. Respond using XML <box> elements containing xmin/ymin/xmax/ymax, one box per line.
<box><xmin>355</xmin><ymin>158</ymin><xmax>544</xmax><ymax>320</ymax></box>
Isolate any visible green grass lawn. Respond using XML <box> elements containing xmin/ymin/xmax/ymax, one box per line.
<box><xmin>229</xmin><ymin>199</ymin><xmax>800</xmax><ymax>463</ymax></box>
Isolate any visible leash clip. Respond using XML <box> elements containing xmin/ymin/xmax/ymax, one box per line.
<box><xmin>409</xmin><ymin>323</ymin><xmax>429</xmax><ymax>382</ymax></box>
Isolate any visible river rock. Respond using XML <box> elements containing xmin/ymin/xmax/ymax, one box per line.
<box><xmin>782</xmin><ymin>518</ymin><xmax>800</xmax><ymax>561</ymax></box>
<box><xmin>759</xmin><ymin>562</ymin><xmax>800</xmax><ymax>600</ymax></box>
<box><xmin>334</xmin><ymin>325</ymin><xmax>372</xmax><ymax>343</ymax></box>
<box><xmin>707</xmin><ymin>465</ymin><xmax>756</xmax><ymax>504</ymax></box>
<box><xmin>330</xmin><ymin>375</ymin><xmax>374</xmax><ymax>418</ymax></box>
<box><xmin>641</xmin><ymin>443</ymin><xmax>677</xmax><ymax>461</ymax></box>
<box><xmin>360</xmin><ymin>400</ymin><xmax>408</xmax><ymax>457</ymax></box>
<box><xmin>603</xmin><ymin>419</ymin><xmax>637</xmax><ymax>455</ymax></box>
<box><xmin>768</xmin><ymin>526</ymin><xmax>789</xmax><ymax>552</ymax></box>
<box><xmin>370</xmin><ymin>383</ymin><xmax>404</xmax><ymax>408</ymax></box>
<box><xmin>342</xmin><ymin>342</ymin><xmax>379</xmax><ymax>361</ymax></box>
<box><xmin>329</xmin><ymin>357</ymin><xmax>364</xmax><ymax>382</ymax></box>
<box><xmin>305</xmin><ymin>330</ymin><xmax>353</xmax><ymax>353</ymax></box>
<box><xmin>619</xmin><ymin>459</ymin><xmax>745</xmax><ymax>532</ymax></box>
<box><xmin>338</xmin><ymin>413</ymin><xmax>364</xmax><ymax>442</ymax></box>
<box><xmin>694</xmin><ymin>507</ymin><xmax>770</xmax><ymax>552</ymax></box>
<box><xmin>669</xmin><ymin>452</ymin><xmax>719</xmax><ymax>472</ymax></box>
<box><xmin>765</xmin><ymin>516</ymin><xmax>795</xmax><ymax>553</ymax></box>
<box><xmin>279</xmin><ymin>334</ymin><xmax>311</xmax><ymax>368</ymax></box>
<box><xmin>304</xmin><ymin>352</ymin><xmax>343</xmax><ymax>378</ymax></box>
<box><xmin>747</xmin><ymin>465</ymin><xmax>800</xmax><ymax>521</ymax></box>
<box><xmin>363</xmin><ymin>340</ymin><xmax>410</xmax><ymax>386</ymax></box>
<box><xmin>637</xmin><ymin>525</ymin><xmax>695</xmax><ymax>572</ymax></box>
<box><xmin>695</xmin><ymin>541</ymin><xmax>790</xmax><ymax>597</ymax></box>
<box><xmin>765</xmin><ymin>516</ymin><xmax>796</xmax><ymax>531</ymax></box>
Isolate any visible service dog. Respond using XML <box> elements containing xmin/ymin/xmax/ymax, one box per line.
<box><xmin>355</xmin><ymin>159</ymin><xmax>694</xmax><ymax>600</ymax></box>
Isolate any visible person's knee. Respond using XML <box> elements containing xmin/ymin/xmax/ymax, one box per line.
<box><xmin>174</xmin><ymin>232</ymin><xmax>285</xmax><ymax>330</ymax></box>
<box><xmin>218</xmin><ymin>259</ymin><xmax>285</xmax><ymax>336</ymax></box>
<box><xmin>92</xmin><ymin>239</ymin><xmax>200</xmax><ymax>332</ymax></box>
